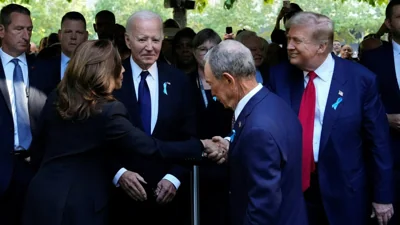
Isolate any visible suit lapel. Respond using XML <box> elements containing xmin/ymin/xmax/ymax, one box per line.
<box><xmin>229</xmin><ymin>87</ymin><xmax>268</xmax><ymax>151</ymax></box>
<box><xmin>381</xmin><ymin>44</ymin><xmax>400</xmax><ymax>98</ymax></box>
<box><xmin>0</xmin><ymin>58</ymin><xmax>12</xmax><ymax>113</ymax></box>
<box><xmin>152</xmin><ymin>63</ymin><xmax>171</xmax><ymax>135</ymax></box>
<box><xmin>289</xmin><ymin>66</ymin><xmax>304</xmax><ymax>115</ymax></box>
<box><xmin>118</xmin><ymin>58</ymin><xmax>144</xmax><ymax>129</ymax></box>
<box><xmin>319</xmin><ymin>57</ymin><xmax>348</xmax><ymax>154</ymax></box>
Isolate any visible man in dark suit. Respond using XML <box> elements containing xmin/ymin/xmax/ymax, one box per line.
<box><xmin>110</xmin><ymin>10</ymin><xmax>196</xmax><ymax>225</ymax></box>
<box><xmin>269</xmin><ymin>12</ymin><xmax>394</xmax><ymax>225</ymax></box>
<box><xmin>34</xmin><ymin>11</ymin><xmax>88</xmax><ymax>96</ymax></box>
<box><xmin>0</xmin><ymin>4</ymin><xmax>47</xmax><ymax>225</ymax></box>
<box><xmin>361</xmin><ymin>1</ymin><xmax>400</xmax><ymax>224</ymax></box>
<box><xmin>207</xmin><ymin>40</ymin><xmax>308</xmax><ymax>225</ymax></box>
<box><xmin>236</xmin><ymin>31</ymin><xmax>270</xmax><ymax>84</ymax></box>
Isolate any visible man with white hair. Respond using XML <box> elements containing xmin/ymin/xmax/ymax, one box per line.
<box><xmin>208</xmin><ymin>40</ymin><xmax>307</xmax><ymax>225</ymax></box>
<box><xmin>269</xmin><ymin>11</ymin><xmax>394</xmax><ymax>225</ymax></box>
<box><xmin>235</xmin><ymin>30</ymin><xmax>268</xmax><ymax>84</ymax></box>
<box><xmin>110</xmin><ymin>10</ymin><xmax>196</xmax><ymax>225</ymax></box>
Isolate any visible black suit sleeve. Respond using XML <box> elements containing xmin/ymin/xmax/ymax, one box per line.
<box><xmin>104</xmin><ymin>101</ymin><xmax>204</xmax><ymax>173</ymax></box>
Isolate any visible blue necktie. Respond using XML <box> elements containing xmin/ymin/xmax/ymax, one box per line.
<box><xmin>11</xmin><ymin>58</ymin><xmax>32</xmax><ymax>150</ymax></box>
<box><xmin>138</xmin><ymin>71</ymin><xmax>151</xmax><ymax>135</ymax></box>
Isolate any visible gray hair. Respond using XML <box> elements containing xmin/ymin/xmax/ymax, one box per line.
<box><xmin>235</xmin><ymin>30</ymin><xmax>257</xmax><ymax>43</ymax></box>
<box><xmin>285</xmin><ymin>12</ymin><xmax>334</xmax><ymax>52</ymax></box>
<box><xmin>126</xmin><ymin>10</ymin><xmax>163</xmax><ymax>34</ymax></box>
<box><xmin>205</xmin><ymin>40</ymin><xmax>256</xmax><ymax>80</ymax></box>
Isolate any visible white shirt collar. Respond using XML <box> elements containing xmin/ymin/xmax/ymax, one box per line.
<box><xmin>303</xmin><ymin>53</ymin><xmax>334</xmax><ymax>82</ymax></box>
<box><xmin>234</xmin><ymin>83</ymin><xmax>263</xmax><ymax>120</ymax></box>
<box><xmin>61</xmin><ymin>52</ymin><xmax>70</xmax><ymax>65</ymax></box>
<box><xmin>130</xmin><ymin>56</ymin><xmax>157</xmax><ymax>81</ymax></box>
<box><xmin>393</xmin><ymin>40</ymin><xmax>400</xmax><ymax>55</ymax></box>
<box><xmin>0</xmin><ymin>48</ymin><xmax>27</xmax><ymax>66</ymax></box>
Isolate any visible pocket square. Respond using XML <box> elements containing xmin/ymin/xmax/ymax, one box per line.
<box><xmin>163</xmin><ymin>82</ymin><xmax>170</xmax><ymax>95</ymax></box>
<box><xmin>332</xmin><ymin>97</ymin><xmax>343</xmax><ymax>110</ymax></box>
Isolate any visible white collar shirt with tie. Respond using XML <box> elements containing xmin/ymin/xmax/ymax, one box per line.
<box><xmin>392</xmin><ymin>40</ymin><xmax>400</xmax><ymax>90</ymax></box>
<box><xmin>0</xmin><ymin>48</ymin><xmax>30</xmax><ymax>150</ymax></box>
<box><xmin>60</xmin><ymin>52</ymin><xmax>70</xmax><ymax>80</ymax></box>
<box><xmin>302</xmin><ymin>53</ymin><xmax>335</xmax><ymax>162</ymax></box>
<box><xmin>113</xmin><ymin>57</ymin><xmax>181</xmax><ymax>190</ymax></box>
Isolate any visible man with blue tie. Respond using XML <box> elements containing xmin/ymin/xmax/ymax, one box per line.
<box><xmin>0</xmin><ymin>4</ymin><xmax>47</xmax><ymax>225</ymax></box>
<box><xmin>206</xmin><ymin>40</ymin><xmax>307</xmax><ymax>225</ymax></box>
<box><xmin>269</xmin><ymin>12</ymin><xmax>394</xmax><ymax>225</ymax></box>
<box><xmin>110</xmin><ymin>11</ymin><xmax>196</xmax><ymax>225</ymax></box>
<box><xmin>361</xmin><ymin>1</ymin><xmax>400</xmax><ymax>224</ymax></box>
<box><xmin>34</xmin><ymin>11</ymin><xmax>88</xmax><ymax>95</ymax></box>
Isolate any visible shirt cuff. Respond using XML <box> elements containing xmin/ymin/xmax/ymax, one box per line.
<box><xmin>163</xmin><ymin>174</ymin><xmax>181</xmax><ymax>190</ymax></box>
<box><xmin>224</xmin><ymin>136</ymin><xmax>231</xmax><ymax>142</ymax></box>
<box><xmin>113</xmin><ymin>168</ymin><xmax>127</xmax><ymax>187</ymax></box>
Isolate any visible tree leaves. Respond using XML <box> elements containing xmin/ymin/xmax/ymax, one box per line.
<box><xmin>224</xmin><ymin>0</ymin><xmax>389</xmax><ymax>8</ymax></box>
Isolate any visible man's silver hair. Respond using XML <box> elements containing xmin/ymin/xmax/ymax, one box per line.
<box><xmin>204</xmin><ymin>40</ymin><xmax>256</xmax><ymax>80</ymax></box>
<box><xmin>126</xmin><ymin>10</ymin><xmax>163</xmax><ymax>35</ymax></box>
<box><xmin>285</xmin><ymin>11</ymin><xmax>334</xmax><ymax>52</ymax></box>
<box><xmin>235</xmin><ymin>30</ymin><xmax>257</xmax><ymax>43</ymax></box>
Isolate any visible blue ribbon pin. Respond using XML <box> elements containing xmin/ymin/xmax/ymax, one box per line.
<box><xmin>230</xmin><ymin>129</ymin><xmax>236</xmax><ymax>143</ymax></box>
<box><xmin>213</xmin><ymin>96</ymin><xmax>217</xmax><ymax>101</ymax></box>
<box><xmin>163</xmin><ymin>82</ymin><xmax>170</xmax><ymax>95</ymax></box>
<box><xmin>332</xmin><ymin>97</ymin><xmax>342</xmax><ymax>110</ymax></box>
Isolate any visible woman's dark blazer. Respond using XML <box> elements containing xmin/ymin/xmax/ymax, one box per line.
<box><xmin>22</xmin><ymin>93</ymin><xmax>203</xmax><ymax>225</ymax></box>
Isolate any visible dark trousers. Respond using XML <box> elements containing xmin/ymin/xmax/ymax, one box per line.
<box><xmin>304</xmin><ymin>166</ymin><xmax>330</xmax><ymax>225</ymax></box>
<box><xmin>0</xmin><ymin>157</ymin><xmax>34</xmax><ymax>225</ymax></box>
<box><xmin>110</xmin><ymin>184</ymin><xmax>188</xmax><ymax>225</ymax></box>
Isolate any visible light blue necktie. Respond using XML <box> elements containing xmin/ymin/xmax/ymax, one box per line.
<box><xmin>11</xmin><ymin>58</ymin><xmax>32</xmax><ymax>150</ymax></box>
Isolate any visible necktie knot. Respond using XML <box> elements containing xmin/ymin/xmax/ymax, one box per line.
<box><xmin>308</xmin><ymin>71</ymin><xmax>317</xmax><ymax>81</ymax></box>
<box><xmin>11</xmin><ymin>58</ymin><xmax>19</xmax><ymax>66</ymax></box>
<box><xmin>140</xmin><ymin>71</ymin><xmax>150</xmax><ymax>81</ymax></box>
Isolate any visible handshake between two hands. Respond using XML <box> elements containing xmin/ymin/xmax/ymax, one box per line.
<box><xmin>201</xmin><ymin>136</ymin><xmax>230</xmax><ymax>164</ymax></box>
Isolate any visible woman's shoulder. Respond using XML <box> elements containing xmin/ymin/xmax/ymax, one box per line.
<box><xmin>101</xmin><ymin>100</ymin><xmax>129</xmax><ymax>118</ymax></box>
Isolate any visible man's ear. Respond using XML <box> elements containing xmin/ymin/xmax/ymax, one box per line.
<box><xmin>0</xmin><ymin>25</ymin><xmax>6</xmax><ymax>39</ymax></box>
<box><xmin>222</xmin><ymin>72</ymin><xmax>235</xmax><ymax>86</ymax></box>
<box><xmin>125</xmin><ymin>33</ymin><xmax>132</xmax><ymax>50</ymax></box>
<box><xmin>93</xmin><ymin>24</ymin><xmax>97</xmax><ymax>33</ymax></box>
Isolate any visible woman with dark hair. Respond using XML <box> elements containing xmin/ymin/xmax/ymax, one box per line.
<box><xmin>190</xmin><ymin>28</ymin><xmax>232</xmax><ymax>225</ymax></box>
<box><xmin>22</xmin><ymin>40</ymin><xmax>221</xmax><ymax>225</ymax></box>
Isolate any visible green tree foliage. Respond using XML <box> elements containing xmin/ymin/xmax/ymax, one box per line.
<box><xmin>224</xmin><ymin>0</ymin><xmax>389</xmax><ymax>9</ymax></box>
<box><xmin>0</xmin><ymin>0</ymin><xmax>388</xmax><ymax>46</ymax></box>
<box><xmin>94</xmin><ymin>0</ymin><xmax>172</xmax><ymax>27</ymax></box>
<box><xmin>0</xmin><ymin>0</ymin><xmax>93</xmax><ymax>45</ymax></box>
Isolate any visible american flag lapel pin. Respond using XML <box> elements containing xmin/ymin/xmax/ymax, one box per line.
<box><xmin>338</xmin><ymin>90</ymin><xmax>343</xmax><ymax>96</ymax></box>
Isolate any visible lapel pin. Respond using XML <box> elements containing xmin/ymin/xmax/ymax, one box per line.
<box><xmin>238</xmin><ymin>121</ymin><xmax>242</xmax><ymax>128</ymax></box>
<box><xmin>332</xmin><ymin>97</ymin><xmax>343</xmax><ymax>110</ymax></box>
<box><xmin>163</xmin><ymin>82</ymin><xmax>171</xmax><ymax>95</ymax></box>
<box><xmin>338</xmin><ymin>90</ymin><xmax>343</xmax><ymax>96</ymax></box>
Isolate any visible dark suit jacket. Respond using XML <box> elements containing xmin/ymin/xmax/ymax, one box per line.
<box><xmin>228</xmin><ymin>87</ymin><xmax>307</xmax><ymax>225</ymax></box>
<box><xmin>361</xmin><ymin>44</ymin><xmax>400</xmax><ymax>170</ymax></box>
<box><xmin>32</xmin><ymin>56</ymin><xmax>61</xmax><ymax>96</ymax></box>
<box><xmin>0</xmin><ymin>54</ymin><xmax>47</xmax><ymax>195</ymax></box>
<box><xmin>23</xmin><ymin>93</ymin><xmax>203</xmax><ymax>225</ymax></box>
<box><xmin>269</xmin><ymin>56</ymin><xmax>393</xmax><ymax>225</ymax></box>
<box><xmin>113</xmin><ymin>58</ymin><xmax>196</xmax><ymax>188</ymax></box>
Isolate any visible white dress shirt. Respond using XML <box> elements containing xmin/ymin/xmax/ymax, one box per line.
<box><xmin>0</xmin><ymin>48</ymin><xmax>30</xmax><ymax>150</ymax></box>
<box><xmin>235</xmin><ymin>83</ymin><xmax>263</xmax><ymax>121</ymax></box>
<box><xmin>113</xmin><ymin>57</ymin><xmax>180</xmax><ymax>189</ymax></box>
<box><xmin>393</xmin><ymin>40</ymin><xmax>400</xmax><ymax>89</ymax></box>
<box><xmin>302</xmin><ymin>54</ymin><xmax>335</xmax><ymax>162</ymax></box>
<box><xmin>60</xmin><ymin>52</ymin><xmax>70</xmax><ymax>80</ymax></box>
<box><xmin>224</xmin><ymin>83</ymin><xmax>263</xmax><ymax>142</ymax></box>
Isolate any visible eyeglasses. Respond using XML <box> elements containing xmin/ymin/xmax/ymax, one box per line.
<box><xmin>196</xmin><ymin>46</ymin><xmax>214</xmax><ymax>55</ymax></box>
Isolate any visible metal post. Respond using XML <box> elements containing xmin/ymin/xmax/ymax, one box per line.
<box><xmin>191</xmin><ymin>165</ymin><xmax>200</xmax><ymax>225</ymax></box>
